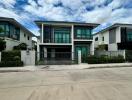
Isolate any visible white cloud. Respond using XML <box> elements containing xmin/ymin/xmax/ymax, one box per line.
<box><xmin>0</xmin><ymin>0</ymin><xmax>132</xmax><ymax>35</ymax></box>
<box><xmin>0</xmin><ymin>0</ymin><xmax>16</xmax><ymax>8</ymax></box>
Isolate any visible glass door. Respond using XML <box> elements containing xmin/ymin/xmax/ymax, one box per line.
<box><xmin>75</xmin><ymin>45</ymin><xmax>89</xmax><ymax>58</ymax></box>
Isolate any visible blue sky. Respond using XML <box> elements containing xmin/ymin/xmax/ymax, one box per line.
<box><xmin>0</xmin><ymin>0</ymin><xmax>132</xmax><ymax>36</ymax></box>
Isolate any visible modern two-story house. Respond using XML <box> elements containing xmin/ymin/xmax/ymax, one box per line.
<box><xmin>0</xmin><ymin>17</ymin><xmax>34</xmax><ymax>50</ymax></box>
<box><xmin>93</xmin><ymin>23</ymin><xmax>132</xmax><ymax>51</ymax></box>
<box><xmin>35</xmin><ymin>21</ymin><xmax>99</xmax><ymax>62</ymax></box>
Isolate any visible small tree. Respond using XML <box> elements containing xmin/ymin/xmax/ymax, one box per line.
<box><xmin>96</xmin><ymin>44</ymin><xmax>108</xmax><ymax>51</ymax></box>
<box><xmin>13</xmin><ymin>43</ymin><xmax>27</xmax><ymax>50</ymax></box>
<box><xmin>0</xmin><ymin>38</ymin><xmax>6</xmax><ymax>51</ymax></box>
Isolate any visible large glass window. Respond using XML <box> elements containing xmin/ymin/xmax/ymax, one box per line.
<box><xmin>75</xmin><ymin>27</ymin><xmax>92</xmax><ymax>39</ymax></box>
<box><xmin>127</xmin><ymin>28</ymin><xmax>132</xmax><ymax>41</ymax></box>
<box><xmin>54</xmin><ymin>27</ymin><xmax>71</xmax><ymax>43</ymax></box>
<box><xmin>5</xmin><ymin>24</ymin><xmax>10</xmax><ymax>37</ymax></box>
<box><xmin>0</xmin><ymin>24</ymin><xmax>5</xmax><ymax>36</ymax></box>
<box><xmin>0</xmin><ymin>22</ymin><xmax>20</xmax><ymax>40</ymax></box>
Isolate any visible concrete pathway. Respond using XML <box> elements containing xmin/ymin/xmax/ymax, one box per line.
<box><xmin>39</xmin><ymin>63</ymin><xmax>132</xmax><ymax>70</ymax></box>
<box><xmin>0</xmin><ymin>63</ymin><xmax>132</xmax><ymax>72</ymax></box>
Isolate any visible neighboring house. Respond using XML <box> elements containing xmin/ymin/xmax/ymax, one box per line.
<box><xmin>0</xmin><ymin>17</ymin><xmax>34</xmax><ymax>50</ymax></box>
<box><xmin>35</xmin><ymin>21</ymin><xmax>99</xmax><ymax>61</ymax></box>
<box><xmin>93</xmin><ymin>23</ymin><xmax>132</xmax><ymax>51</ymax></box>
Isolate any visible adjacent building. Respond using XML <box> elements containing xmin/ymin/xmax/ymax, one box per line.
<box><xmin>35</xmin><ymin>21</ymin><xmax>99</xmax><ymax>61</ymax></box>
<box><xmin>0</xmin><ymin>17</ymin><xmax>34</xmax><ymax>50</ymax></box>
<box><xmin>93</xmin><ymin>23</ymin><xmax>132</xmax><ymax>51</ymax></box>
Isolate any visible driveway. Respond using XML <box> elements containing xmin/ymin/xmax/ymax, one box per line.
<box><xmin>0</xmin><ymin>67</ymin><xmax>132</xmax><ymax>100</ymax></box>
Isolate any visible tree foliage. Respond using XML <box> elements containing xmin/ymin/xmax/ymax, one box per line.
<box><xmin>13</xmin><ymin>43</ymin><xmax>27</xmax><ymax>50</ymax></box>
<box><xmin>0</xmin><ymin>38</ymin><xmax>6</xmax><ymax>51</ymax></box>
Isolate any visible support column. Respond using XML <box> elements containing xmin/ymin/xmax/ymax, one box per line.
<box><xmin>78</xmin><ymin>50</ymin><xmax>81</xmax><ymax>64</ymax></box>
<box><xmin>71</xmin><ymin>25</ymin><xmax>74</xmax><ymax>60</ymax></box>
<box><xmin>37</xmin><ymin>44</ymin><xmax>40</xmax><ymax>61</ymax></box>
<box><xmin>90</xmin><ymin>41</ymin><xmax>94</xmax><ymax>55</ymax></box>
<box><xmin>44</xmin><ymin>47</ymin><xmax>47</xmax><ymax>58</ymax></box>
<box><xmin>51</xmin><ymin>49</ymin><xmax>55</xmax><ymax>58</ymax></box>
<box><xmin>41</xmin><ymin>23</ymin><xmax>44</xmax><ymax>43</ymax></box>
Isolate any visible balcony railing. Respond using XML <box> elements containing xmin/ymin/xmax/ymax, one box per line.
<box><xmin>74</xmin><ymin>35</ymin><xmax>93</xmax><ymax>40</ymax></box>
<box><xmin>43</xmin><ymin>38</ymin><xmax>71</xmax><ymax>43</ymax></box>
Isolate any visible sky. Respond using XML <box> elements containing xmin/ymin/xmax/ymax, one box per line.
<box><xmin>0</xmin><ymin>0</ymin><xmax>132</xmax><ymax>36</ymax></box>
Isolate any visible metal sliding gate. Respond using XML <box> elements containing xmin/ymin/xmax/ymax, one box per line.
<box><xmin>36</xmin><ymin>52</ymin><xmax>78</xmax><ymax>65</ymax></box>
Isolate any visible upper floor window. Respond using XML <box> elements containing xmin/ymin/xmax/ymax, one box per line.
<box><xmin>74</xmin><ymin>27</ymin><xmax>92</xmax><ymax>39</ymax></box>
<box><xmin>54</xmin><ymin>27</ymin><xmax>71</xmax><ymax>43</ymax></box>
<box><xmin>27</xmin><ymin>36</ymin><xmax>30</xmax><ymax>40</ymax></box>
<box><xmin>24</xmin><ymin>34</ymin><xmax>26</xmax><ymax>37</ymax></box>
<box><xmin>102</xmin><ymin>36</ymin><xmax>104</xmax><ymax>41</ymax></box>
<box><xmin>109</xmin><ymin>28</ymin><xmax>116</xmax><ymax>44</ymax></box>
<box><xmin>0</xmin><ymin>22</ymin><xmax>20</xmax><ymax>40</ymax></box>
<box><xmin>95</xmin><ymin>37</ymin><xmax>98</xmax><ymax>41</ymax></box>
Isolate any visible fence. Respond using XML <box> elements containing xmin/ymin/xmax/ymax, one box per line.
<box><xmin>95</xmin><ymin>50</ymin><xmax>126</xmax><ymax>59</ymax></box>
<box><xmin>36</xmin><ymin>51</ymin><xmax>81</xmax><ymax>65</ymax></box>
<box><xmin>125</xmin><ymin>50</ymin><xmax>132</xmax><ymax>62</ymax></box>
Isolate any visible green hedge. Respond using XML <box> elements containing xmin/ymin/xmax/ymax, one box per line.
<box><xmin>0</xmin><ymin>61</ymin><xmax>23</xmax><ymax>67</ymax></box>
<box><xmin>85</xmin><ymin>55</ymin><xmax>125</xmax><ymax>64</ymax></box>
<box><xmin>0</xmin><ymin>50</ymin><xmax>23</xmax><ymax>67</ymax></box>
<box><xmin>1</xmin><ymin>50</ymin><xmax>21</xmax><ymax>61</ymax></box>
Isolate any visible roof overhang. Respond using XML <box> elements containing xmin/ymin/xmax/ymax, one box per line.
<box><xmin>35</xmin><ymin>21</ymin><xmax>100</xmax><ymax>27</ymax></box>
<box><xmin>93</xmin><ymin>23</ymin><xmax>132</xmax><ymax>36</ymax></box>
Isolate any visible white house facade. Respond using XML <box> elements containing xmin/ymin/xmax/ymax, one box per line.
<box><xmin>0</xmin><ymin>17</ymin><xmax>34</xmax><ymax>50</ymax></box>
<box><xmin>93</xmin><ymin>23</ymin><xmax>132</xmax><ymax>51</ymax></box>
<box><xmin>35</xmin><ymin>21</ymin><xmax>99</xmax><ymax>61</ymax></box>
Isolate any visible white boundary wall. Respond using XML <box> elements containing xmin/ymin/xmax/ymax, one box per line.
<box><xmin>21</xmin><ymin>51</ymin><xmax>35</xmax><ymax>66</ymax></box>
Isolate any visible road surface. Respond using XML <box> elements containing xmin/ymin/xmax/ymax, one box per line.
<box><xmin>0</xmin><ymin>67</ymin><xmax>132</xmax><ymax>100</ymax></box>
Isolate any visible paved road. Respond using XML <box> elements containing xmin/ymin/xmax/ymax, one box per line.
<box><xmin>0</xmin><ymin>67</ymin><xmax>132</xmax><ymax>100</ymax></box>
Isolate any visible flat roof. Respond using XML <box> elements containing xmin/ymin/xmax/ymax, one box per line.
<box><xmin>93</xmin><ymin>23</ymin><xmax>132</xmax><ymax>35</ymax></box>
<box><xmin>0</xmin><ymin>17</ymin><xmax>35</xmax><ymax>36</ymax></box>
<box><xmin>35</xmin><ymin>20</ymin><xmax>99</xmax><ymax>27</ymax></box>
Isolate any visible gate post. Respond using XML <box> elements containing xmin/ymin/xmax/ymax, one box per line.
<box><xmin>78</xmin><ymin>50</ymin><xmax>81</xmax><ymax>64</ymax></box>
<box><xmin>37</xmin><ymin>44</ymin><xmax>40</xmax><ymax>61</ymax></box>
<box><xmin>123</xmin><ymin>50</ymin><xmax>126</xmax><ymax>60</ymax></box>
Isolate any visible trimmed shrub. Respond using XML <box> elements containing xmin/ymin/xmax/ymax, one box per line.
<box><xmin>86</xmin><ymin>55</ymin><xmax>125</xmax><ymax>64</ymax></box>
<box><xmin>0</xmin><ymin>38</ymin><xmax>6</xmax><ymax>51</ymax></box>
<box><xmin>1</xmin><ymin>51</ymin><xmax>21</xmax><ymax>61</ymax></box>
<box><xmin>1</xmin><ymin>50</ymin><xmax>23</xmax><ymax>67</ymax></box>
<box><xmin>0</xmin><ymin>61</ymin><xmax>23</xmax><ymax>67</ymax></box>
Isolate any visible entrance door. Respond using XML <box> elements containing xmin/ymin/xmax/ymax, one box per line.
<box><xmin>75</xmin><ymin>45</ymin><xmax>89</xmax><ymax>57</ymax></box>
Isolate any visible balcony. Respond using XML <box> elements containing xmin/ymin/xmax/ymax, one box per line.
<box><xmin>43</xmin><ymin>38</ymin><xmax>71</xmax><ymax>43</ymax></box>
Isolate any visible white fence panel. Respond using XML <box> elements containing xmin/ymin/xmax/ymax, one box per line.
<box><xmin>95</xmin><ymin>50</ymin><xmax>125</xmax><ymax>59</ymax></box>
